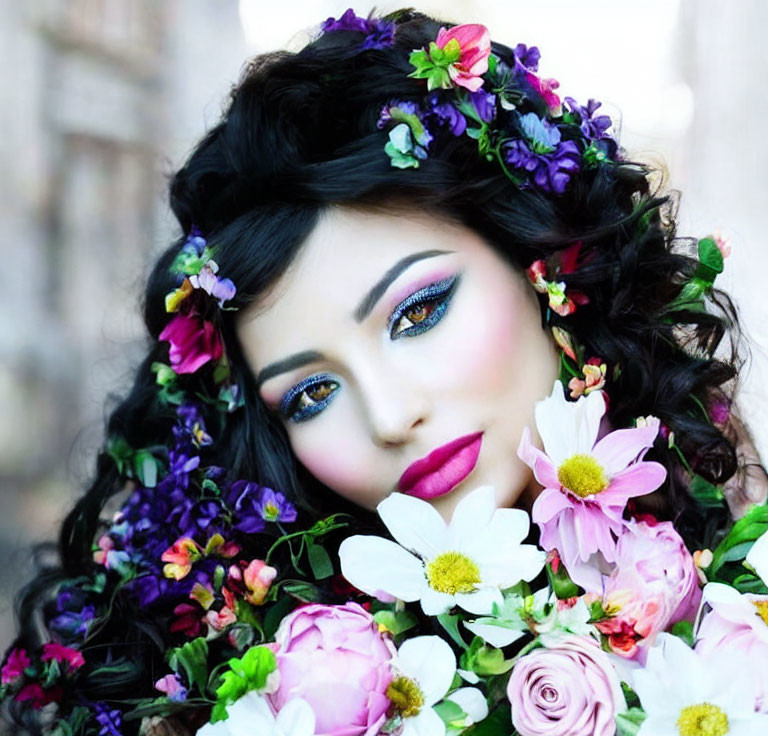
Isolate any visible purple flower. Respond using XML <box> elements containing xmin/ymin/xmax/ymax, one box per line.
<box><xmin>256</xmin><ymin>488</ymin><xmax>298</xmax><ymax>523</ymax></box>
<box><xmin>189</xmin><ymin>264</ymin><xmax>237</xmax><ymax>308</ymax></box>
<box><xmin>224</xmin><ymin>480</ymin><xmax>269</xmax><ymax>534</ymax></box>
<box><xmin>468</xmin><ymin>90</ymin><xmax>496</xmax><ymax>123</ymax></box>
<box><xmin>94</xmin><ymin>702</ymin><xmax>123</xmax><ymax>736</ymax></box>
<box><xmin>427</xmin><ymin>96</ymin><xmax>467</xmax><ymax>136</ymax></box>
<box><xmin>514</xmin><ymin>43</ymin><xmax>540</xmax><ymax>71</ymax></box>
<box><xmin>564</xmin><ymin>96</ymin><xmax>613</xmax><ymax>140</ymax></box>
<box><xmin>321</xmin><ymin>9</ymin><xmax>395</xmax><ymax>51</ymax></box>
<box><xmin>505</xmin><ymin>114</ymin><xmax>581</xmax><ymax>194</ymax></box>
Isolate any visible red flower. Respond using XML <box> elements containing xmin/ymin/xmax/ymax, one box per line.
<box><xmin>434</xmin><ymin>24</ymin><xmax>491</xmax><ymax>92</ymax></box>
<box><xmin>15</xmin><ymin>683</ymin><xmax>63</xmax><ymax>710</ymax></box>
<box><xmin>159</xmin><ymin>313</ymin><xmax>223</xmax><ymax>374</ymax></box>
<box><xmin>1</xmin><ymin>648</ymin><xmax>30</xmax><ymax>685</ymax></box>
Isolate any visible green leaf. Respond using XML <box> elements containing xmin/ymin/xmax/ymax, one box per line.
<box><xmin>696</xmin><ymin>236</ymin><xmax>724</xmax><ymax>282</ymax></box>
<box><xmin>264</xmin><ymin>596</ymin><xmax>297</xmax><ymax>639</ymax></box>
<box><xmin>307</xmin><ymin>541</ymin><xmax>334</xmax><ymax>580</ymax></box>
<box><xmin>437</xmin><ymin>613</ymin><xmax>468</xmax><ymax>649</ymax></box>
<box><xmin>732</xmin><ymin>573</ymin><xmax>768</xmax><ymax>594</ymax></box>
<box><xmin>615</xmin><ymin>707</ymin><xmax>647</xmax><ymax>736</ymax></box>
<box><xmin>708</xmin><ymin>504</ymin><xmax>768</xmax><ymax>577</ymax></box>
<box><xmin>434</xmin><ymin>699</ymin><xmax>466</xmax><ymax>727</ymax></box>
<box><xmin>671</xmin><ymin>620</ymin><xmax>694</xmax><ymax>647</ymax></box>
<box><xmin>210</xmin><ymin>702</ymin><xmax>229</xmax><ymax>724</ymax></box>
<box><xmin>546</xmin><ymin>558</ymin><xmax>580</xmax><ymax>599</ymax></box>
<box><xmin>134</xmin><ymin>450</ymin><xmax>158</xmax><ymax>488</ymax></box>
<box><xmin>688</xmin><ymin>474</ymin><xmax>725</xmax><ymax>508</ymax></box>
<box><xmin>167</xmin><ymin>637</ymin><xmax>209</xmax><ymax>696</ymax></box>
<box><xmin>374</xmin><ymin>609</ymin><xmax>419</xmax><ymax>637</ymax></box>
<box><xmin>461</xmin><ymin>637</ymin><xmax>514</xmax><ymax>676</ymax></box>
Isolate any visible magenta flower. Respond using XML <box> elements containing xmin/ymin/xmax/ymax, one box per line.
<box><xmin>40</xmin><ymin>642</ymin><xmax>85</xmax><ymax>671</ymax></box>
<box><xmin>1</xmin><ymin>648</ymin><xmax>30</xmax><ymax>685</ymax></box>
<box><xmin>159</xmin><ymin>312</ymin><xmax>223</xmax><ymax>374</ymax></box>
<box><xmin>518</xmin><ymin>382</ymin><xmax>666</xmax><ymax>587</ymax></box>
<box><xmin>434</xmin><ymin>24</ymin><xmax>491</xmax><ymax>92</ymax></box>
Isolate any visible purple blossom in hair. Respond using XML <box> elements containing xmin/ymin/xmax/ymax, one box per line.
<box><xmin>94</xmin><ymin>702</ymin><xmax>123</xmax><ymax>736</ymax></box>
<box><xmin>256</xmin><ymin>488</ymin><xmax>298</xmax><ymax>523</ymax></box>
<box><xmin>505</xmin><ymin>113</ymin><xmax>581</xmax><ymax>193</ymax></box>
<box><xmin>321</xmin><ymin>8</ymin><xmax>395</xmax><ymax>50</ymax></box>
<box><xmin>564</xmin><ymin>96</ymin><xmax>613</xmax><ymax>141</ymax></box>
<box><xmin>181</xmin><ymin>226</ymin><xmax>207</xmax><ymax>258</ymax></box>
<box><xmin>225</xmin><ymin>480</ymin><xmax>270</xmax><ymax>534</ymax></box>
<box><xmin>189</xmin><ymin>263</ymin><xmax>237</xmax><ymax>308</ymax></box>
<box><xmin>426</xmin><ymin>95</ymin><xmax>467</xmax><ymax>136</ymax></box>
<box><xmin>514</xmin><ymin>43</ymin><xmax>540</xmax><ymax>71</ymax></box>
<box><xmin>468</xmin><ymin>90</ymin><xmax>497</xmax><ymax>123</ymax></box>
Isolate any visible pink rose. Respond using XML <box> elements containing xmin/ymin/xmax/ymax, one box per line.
<box><xmin>159</xmin><ymin>312</ymin><xmax>223</xmax><ymax>374</ymax></box>
<box><xmin>434</xmin><ymin>24</ymin><xmax>491</xmax><ymax>92</ymax></box>
<box><xmin>507</xmin><ymin>635</ymin><xmax>625</xmax><ymax>736</ymax></box>
<box><xmin>268</xmin><ymin>602</ymin><xmax>396</xmax><ymax>736</ymax></box>
<box><xmin>595</xmin><ymin>520</ymin><xmax>701</xmax><ymax>660</ymax></box>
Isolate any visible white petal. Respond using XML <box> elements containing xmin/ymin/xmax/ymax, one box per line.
<box><xmin>447</xmin><ymin>486</ymin><xmax>496</xmax><ymax>547</ymax></box>
<box><xmin>397</xmin><ymin>636</ymin><xmax>456</xmax><ymax>706</ymax></box>
<box><xmin>222</xmin><ymin>692</ymin><xmax>279</xmax><ymax>736</ymax></box>
<box><xmin>404</xmin><ymin>707</ymin><xmax>446</xmax><ymax>736</ymax></box>
<box><xmin>196</xmin><ymin>721</ymin><xmax>232</xmax><ymax>736</ymax></box>
<box><xmin>339</xmin><ymin>535</ymin><xmax>426</xmax><ymax>601</ymax></box>
<box><xmin>446</xmin><ymin>687</ymin><xmax>489</xmax><ymax>724</ymax></box>
<box><xmin>702</xmin><ymin>581</ymin><xmax>744</xmax><ymax>606</ymax></box>
<box><xmin>420</xmin><ymin>586</ymin><xmax>455</xmax><ymax>616</ymax></box>
<box><xmin>378</xmin><ymin>493</ymin><xmax>449</xmax><ymax>558</ymax></box>
<box><xmin>456</xmin><ymin>668</ymin><xmax>480</xmax><ymax>684</ymax></box>
<box><xmin>488</xmin><ymin>507</ymin><xmax>530</xmax><ymax>545</ymax></box>
<box><xmin>534</xmin><ymin>381</ymin><xmax>573</xmax><ymax>465</ymax></box>
<box><xmin>275</xmin><ymin>698</ymin><xmax>316</xmax><ymax>736</ymax></box>
<box><xmin>455</xmin><ymin>586</ymin><xmax>502</xmax><ymax>615</ymax></box>
<box><xmin>574</xmin><ymin>389</ymin><xmax>606</xmax><ymax>455</ymax></box>
<box><xmin>464</xmin><ymin>621</ymin><xmax>525</xmax><ymax>648</ymax></box>
<box><xmin>747</xmin><ymin>530</ymin><xmax>768</xmax><ymax>585</ymax></box>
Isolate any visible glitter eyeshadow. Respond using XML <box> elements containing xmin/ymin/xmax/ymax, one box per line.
<box><xmin>387</xmin><ymin>273</ymin><xmax>462</xmax><ymax>339</ymax></box>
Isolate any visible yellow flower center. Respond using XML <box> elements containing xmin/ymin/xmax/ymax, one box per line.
<box><xmin>753</xmin><ymin>600</ymin><xmax>768</xmax><ymax>626</ymax></box>
<box><xmin>425</xmin><ymin>551</ymin><xmax>481</xmax><ymax>594</ymax></box>
<box><xmin>557</xmin><ymin>454</ymin><xmax>609</xmax><ymax>497</ymax></box>
<box><xmin>386</xmin><ymin>675</ymin><xmax>424</xmax><ymax>718</ymax></box>
<box><xmin>676</xmin><ymin>703</ymin><xmax>729</xmax><ymax>736</ymax></box>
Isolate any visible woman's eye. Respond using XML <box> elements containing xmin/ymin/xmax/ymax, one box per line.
<box><xmin>389</xmin><ymin>274</ymin><xmax>461</xmax><ymax>340</ymax></box>
<box><xmin>280</xmin><ymin>374</ymin><xmax>340</xmax><ymax>423</ymax></box>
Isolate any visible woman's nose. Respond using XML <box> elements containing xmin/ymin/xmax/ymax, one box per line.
<box><xmin>354</xmin><ymin>364</ymin><xmax>430</xmax><ymax>447</ymax></box>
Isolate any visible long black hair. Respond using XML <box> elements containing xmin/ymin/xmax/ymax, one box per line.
<box><xmin>3</xmin><ymin>8</ymin><xmax>751</xmax><ymax>733</ymax></box>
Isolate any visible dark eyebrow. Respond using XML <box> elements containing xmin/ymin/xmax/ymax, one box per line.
<box><xmin>257</xmin><ymin>350</ymin><xmax>326</xmax><ymax>387</ymax></box>
<box><xmin>353</xmin><ymin>248</ymin><xmax>453</xmax><ymax>322</ymax></box>
<box><xmin>256</xmin><ymin>248</ymin><xmax>453</xmax><ymax>387</ymax></box>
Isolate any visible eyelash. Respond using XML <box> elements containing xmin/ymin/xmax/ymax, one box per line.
<box><xmin>280</xmin><ymin>274</ymin><xmax>461</xmax><ymax>424</ymax></box>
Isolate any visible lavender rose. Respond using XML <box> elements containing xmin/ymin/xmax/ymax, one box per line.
<box><xmin>268</xmin><ymin>602</ymin><xmax>396</xmax><ymax>736</ymax></box>
<box><xmin>507</xmin><ymin>635</ymin><xmax>625</xmax><ymax>736</ymax></box>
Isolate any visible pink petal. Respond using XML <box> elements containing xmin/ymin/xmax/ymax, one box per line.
<box><xmin>599</xmin><ymin>462</ymin><xmax>667</xmax><ymax>505</ymax></box>
<box><xmin>592</xmin><ymin>420</ymin><xmax>660</xmax><ymax>476</ymax></box>
<box><xmin>532</xmin><ymin>488</ymin><xmax>573</xmax><ymax>525</ymax></box>
<box><xmin>517</xmin><ymin>427</ymin><xmax>560</xmax><ymax>489</ymax></box>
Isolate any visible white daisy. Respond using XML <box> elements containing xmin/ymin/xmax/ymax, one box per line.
<box><xmin>631</xmin><ymin>633</ymin><xmax>768</xmax><ymax>736</ymax></box>
<box><xmin>387</xmin><ymin>635</ymin><xmax>487</xmax><ymax>736</ymax></box>
<box><xmin>196</xmin><ymin>692</ymin><xmax>315</xmax><ymax>736</ymax></box>
<box><xmin>339</xmin><ymin>486</ymin><xmax>545</xmax><ymax>616</ymax></box>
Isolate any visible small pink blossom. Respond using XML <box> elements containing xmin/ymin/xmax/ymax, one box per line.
<box><xmin>154</xmin><ymin>673</ymin><xmax>188</xmax><ymax>702</ymax></box>
<box><xmin>518</xmin><ymin>382</ymin><xmax>666</xmax><ymax>589</ymax></box>
<box><xmin>568</xmin><ymin>358</ymin><xmax>607</xmax><ymax>399</ymax></box>
<box><xmin>243</xmin><ymin>559</ymin><xmax>277</xmax><ymax>606</ymax></box>
<box><xmin>159</xmin><ymin>313</ymin><xmax>223</xmax><ymax>375</ymax></box>
<box><xmin>41</xmin><ymin>642</ymin><xmax>85</xmax><ymax>671</ymax></box>
<box><xmin>161</xmin><ymin>537</ymin><xmax>203</xmax><ymax>580</ymax></box>
<box><xmin>434</xmin><ymin>24</ymin><xmax>491</xmax><ymax>92</ymax></box>
<box><xmin>204</xmin><ymin>606</ymin><xmax>237</xmax><ymax>631</ymax></box>
<box><xmin>15</xmin><ymin>683</ymin><xmax>62</xmax><ymax>710</ymax></box>
<box><xmin>526</xmin><ymin>72</ymin><xmax>562</xmax><ymax>115</ymax></box>
<box><xmin>507</xmin><ymin>635</ymin><xmax>625</xmax><ymax>736</ymax></box>
<box><xmin>713</xmin><ymin>229</ymin><xmax>732</xmax><ymax>259</ymax></box>
<box><xmin>1</xmin><ymin>648</ymin><xmax>30</xmax><ymax>685</ymax></box>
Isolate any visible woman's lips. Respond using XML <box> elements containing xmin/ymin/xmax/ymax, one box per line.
<box><xmin>397</xmin><ymin>432</ymin><xmax>484</xmax><ymax>500</ymax></box>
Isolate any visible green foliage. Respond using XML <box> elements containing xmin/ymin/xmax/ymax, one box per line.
<box><xmin>374</xmin><ymin>608</ymin><xmax>419</xmax><ymax>637</ymax></box>
<box><xmin>106</xmin><ymin>435</ymin><xmax>164</xmax><ymax>488</ymax></box>
<box><xmin>463</xmin><ymin>703</ymin><xmax>513</xmax><ymax>736</ymax></box>
<box><xmin>545</xmin><ymin>558</ymin><xmax>580</xmax><ymax>599</ymax></box>
<box><xmin>438</xmin><ymin>613</ymin><xmax>468</xmax><ymax>649</ymax></box>
<box><xmin>168</xmin><ymin>637</ymin><xmax>209</xmax><ymax>697</ymax></box>
<box><xmin>615</xmin><ymin>707</ymin><xmax>647</xmax><ymax>735</ymax></box>
<box><xmin>211</xmin><ymin>646</ymin><xmax>277</xmax><ymax>723</ymax></box>
<box><xmin>688</xmin><ymin>474</ymin><xmax>725</xmax><ymax>509</ymax></box>
<box><xmin>671</xmin><ymin>620</ymin><xmax>694</xmax><ymax>648</ymax></box>
<box><xmin>460</xmin><ymin>637</ymin><xmax>514</xmax><ymax>677</ymax></box>
<box><xmin>408</xmin><ymin>39</ymin><xmax>461</xmax><ymax>90</ymax></box>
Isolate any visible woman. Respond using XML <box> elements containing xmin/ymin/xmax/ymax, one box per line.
<box><xmin>2</xmin><ymin>8</ymin><xmax>765</xmax><ymax>735</ymax></box>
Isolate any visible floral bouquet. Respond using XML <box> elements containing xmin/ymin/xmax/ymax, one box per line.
<box><xmin>5</xmin><ymin>377</ymin><xmax>768</xmax><ymax>736</ymax></box>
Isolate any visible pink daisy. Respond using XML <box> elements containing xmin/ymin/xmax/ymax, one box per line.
<box><xmin>518</xmin><ymin>382</ymin><xmax>666</xmax><ymax>587</ymax></box>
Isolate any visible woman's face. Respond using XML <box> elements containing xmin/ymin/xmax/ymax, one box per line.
<box><xmin>237</xmin><ymin>206</ymin><xmax>559</xmax><ymax>519</ymax></box>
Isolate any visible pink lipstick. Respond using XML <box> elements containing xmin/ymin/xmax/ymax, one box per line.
<box><xmin>398</xmin><ymin>432</ymin><xmax>483</xmax><ymax>500</ymax></box>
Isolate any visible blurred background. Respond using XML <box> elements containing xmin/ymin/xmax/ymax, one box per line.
<box><xmin>1</xmin><ymin>0</ymin><xmax>766</xmax><ymax>652</ymax></box>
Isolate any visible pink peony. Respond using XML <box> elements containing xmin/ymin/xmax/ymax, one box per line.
<box><xmin>1</xmin><ymin>648</ymin><xmax>30</xmax><ymax>685</ymax></box>
<box><xmin>507</xmin><ymin>635</ymin><xmax>625</xmax><ymax>736</ymax></box>
<box><xmin>518</xmin><ymin>382</ymin><xmax>666</xmax><ymax>588</ymax></box>
<box><xmin>434</xmin><ymin>24</ymin><xmax>491</xmax><ymax>92</ymax></box>
<box><xmin>268</xmin><ymin>602</ymin><xmax>396</xmax><ymax>736</ymax></box>
<box><xmin>697</xmin><ymin>582</ymin><xmax>768</xmax><ymax>711</ymax></box>
<box><xmin>159</xmin><ymin>312</ymin><xmax>223</xmax><ymax>374</ymax></box>
<box><xmin>594</xmin><ymin>520</ymin><xmax>701</xmax><ymax>660</ymax></box>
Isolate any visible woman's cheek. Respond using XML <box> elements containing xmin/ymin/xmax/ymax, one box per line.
<box><xmin>289</xmin><ymin>402</ymin><xmax>383</xmax><ymax>510</ymax></box>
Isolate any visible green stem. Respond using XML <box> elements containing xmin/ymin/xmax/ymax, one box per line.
<box><xmin>265</xmin><ymin>531</ymin><xmax>310</xmax><ymax>565</ymax></box>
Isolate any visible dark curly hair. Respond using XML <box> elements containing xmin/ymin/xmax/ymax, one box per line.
<box><xmin>3</xmin><ymin>8</ymin><xmax>754</xmax><ymax>734</ymax></box>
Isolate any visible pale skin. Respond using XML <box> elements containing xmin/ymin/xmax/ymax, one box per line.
<box><xmin>236</xmin><ymin>205</ymin><xmax>560</xmax><ymax>520</ymax></box>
